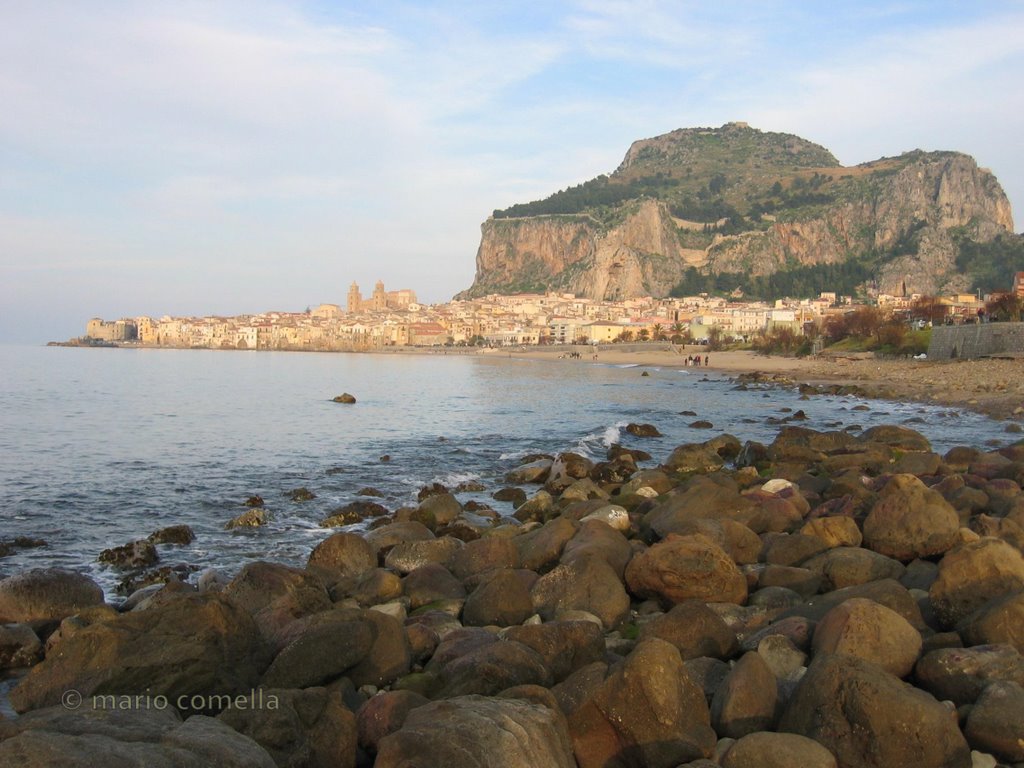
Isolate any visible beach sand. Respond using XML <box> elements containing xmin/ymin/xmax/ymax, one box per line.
<box><xmin>484</xmin><ymin>345</ymin><xmax>1024</xmax><ymax>422</ymax></box>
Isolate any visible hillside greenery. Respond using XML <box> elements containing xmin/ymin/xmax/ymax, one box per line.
<box><xmin>955</xmin><ymin>233</ymin><xmax>1024</xmax><ymax>294</ymax></box>
<box><xmin>670</xmin><ymin>255</ymin><xmax>878</xmax><ymax>300</ymax></box>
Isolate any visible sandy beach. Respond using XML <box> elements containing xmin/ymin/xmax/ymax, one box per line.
<box><xmin>487</xmin><ymin>344</ymin><xmax>1024</xmax><ymax>422</ymax></box>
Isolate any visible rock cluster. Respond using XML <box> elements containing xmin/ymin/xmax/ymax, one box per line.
<box><xmin>2</xmin><ymin>423</ymin><xmax>1023</xmax><ymax>768</ymax></box>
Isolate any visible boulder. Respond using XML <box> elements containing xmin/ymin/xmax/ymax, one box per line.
<box><xmin>502</xmin><ymin>621</ymin><xmax>606</xmax><ymax>683</ymax></box>
<box><xmin>333</xmin><ymin>568</ymin><xmax>403</xmax><ymax>607</ymax></box>
<box><xmin>402</xmin><ymin>563</ymin><xmax>466</xmax><ymax>611</ymax></box>
<box><xmin>515</xmin><ymin>517</ymin><xmax>579</xmax><ymax>572</ymax></box>
<box><xmin>355</xmin><ymin>689</ymin><xmax>429</xmax><ymax>754</ymax></box>
<box><xmin>568</xmin><ymin>638</ymin><xmax>716</xmax><ymax>768</ymax></box>
<box><xmin>0</xmin><ymin>568</ymin><xmax>104</xmax><ymax>626</ymax></box>
<box><xmin>800</xmin><ymin>515</ymin><xmax>862</xmax><ymax>549</ymax></box>
<box><xmin>505</xmin><ymin>459</ymin><xmax>553</xmax><ymax>484</ymax></box>
<box><xmin>363</xmin><ymin>522</ymin><xmax>434</xmax><ymax>559</ymax></box>
<box><xmin>756</xmin><ymin>634</ymin><xmax>807</xmax><ymax>682</ymax></box>
<box><xmin>662</xmin><ymin>444</ymin><xmax>724</xmax><ymax>473</ymax></box>
<box><xmin>644</xmin><ymin>477</ymin><xmax>755</xmax><ymax>537</ymax></box>
<box><xmin>721</xmin><ymin>732</ymin><xmax>837</xmax><ymax>768</ymax></box>
<box><xmin>860</xmin><ymin>424</ymin><xmax>932</xmax><ymax>451</ymax></box>
<box><xmin>221</xmin><ymin>561</ymin><xmax>331</xmax><ymax>646</ymax></box>
<box><xmin>547</xmin><ymin>453</ymin><xmax>595</xmax><ymax>492</ymax></box>
<box><xmin>383</xmin><ymin>536</ymin><xmax>462</xmax><ymax>574</ymax></box>
<box><xmin>434</xmin><ymin>639</ymin><xmax>553</xmax><ymax>698</ymax></box>
<box><xmin>657</xmin><ymin>518</ymin><xmax>761</xmax><ymax>565</ymax></box>
<box><xmin>10</xmin><ymin>593</ymin><xmax>269</xmax><ymax>714</ymax></box>
<box><xmin>0</xmin><ymin>707</ymin><xmax>275</xmax><ymax>767</ymax></box>
<box><xmin>0</xmin><ymin>622</ymin><xmax>42</xmax><ymax>669</ymax></box>
<box><xmin>803</xmin><ymin>547</ymin><xmax>906</xmax><ymax>591</ymax></box>
<box><xmin>811</xmin><ymin>597</ymin><xmax>923</xmax><ymax>678</ymax></box>
<box><xmin>219</xmin><ymin>686</ymin><xmax>357</xmax><ymax>768</ymax></box>
<box><xmin>226</xmin><ymin>508</ymin><xmax>270</xmax><ymax>528</ymax></box>
<box><xmin>638</xmin><ymin>602</ymin><xmax>738</xmax><ymax>661</ymax></box>
<box><xmin>320</xmin><ymin>500</ymin><xmax>389</xmax><ymax>527</ymax></box>
<box><xmin>260</xmin><ymin>613</ymin><xmax>374</xmax><ymax>689</ymax></box>
<box><xmin>416</xmin><ymin>493</ymin><xmax>462</xmax><ymax>527</ymax></box>
<box><xmin>958</xmin><ymin>592</ymin><xmax>1024</xmax><ymax>653</ymax></box>
<box><xmin>779</xmin><ymin>653</ymin><xmax>970</xmax><ymax>768</ymax></box>
<box><xmin>463</xmin><ymin>568</ymin><xmax>534</xmax><ymax>627</ymax></box>
<box><xmin>306</xmin><ymin>533</ymin><xmax>377</xmax><ymax>581</ymax></box>
<box><xmin>929</xmin><ymin>538</ymin><xmax>1024</xmax><ymax>627</ymax></box>
<box><xmin>375</xmin><ymin>695</ymin><xmax>576</xmax><ymax>768</ymax></box>
<box><xmin>147</xmin><ymin>524</ymin><xmax>196</xmax><ymax>545</ymax></box>
<box><xmin>625</xmin><ymin>534</ymin><xmax>747</xmax><ymax>606</ymax></box>
<box><xmin>332</xmin><ymin>393</ymin><xmax>356</xmax><ymax>403</ymax></box>
<box><xmin>625</xmin><ymin>423</ymin><xmax>662</xmax><ymax>438</ymax></box>
<box><xmin>776</xmin><ymin>578</ymin><xmax>925</xmax><ymax>629</ymax></box>
<box><xmin>915</xmin><ymin>644</ymin><xmax>1024</xmax><ymax>706</ymax></box>
<box><xmin>710</xmin><ymin>651</ymin><xmax>778</xmax><ymax>738</ymax></box>
<box><xmin>763</xmin><ymin>533</ymin><xmax>829</xmax><ymax>568</ymax></box>
<box><xmin>531</xmin><ymin>555</ymin><xmax>630</xmax><ymax>629</ymax></box>
<box><xmin>963</xmin><ymin>681</ymin><xmax>1024</xmax><ymax>763</ymax></box>
<box><xmin>862</xmin><ymin>474</ymin><xmax>960</xmax><ymax>562</ymax></box>
<box><xmin>449</xmin><ymin>536</ymin><xmax>520</xmax><ymax>581</ymax></box>
<box><xmin>342</xmin><ymin>609</ymin><xmax>412</xmax><ymax>689</ymax></box>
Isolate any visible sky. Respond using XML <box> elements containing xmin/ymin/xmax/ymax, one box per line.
<box><xmin>2</xmin><ymin>1</ymin><xmax>1023</xmax><ymax>343</ymax></box>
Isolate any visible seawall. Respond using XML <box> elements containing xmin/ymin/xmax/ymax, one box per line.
<box><xmin>928</xmin><ymin>322</ymin><xmax>1024</xmax><ymax>359</ymax></box>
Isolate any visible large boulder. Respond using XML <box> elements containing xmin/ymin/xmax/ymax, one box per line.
<box><xmin>515</xmin><ymin>517</ymin><xmax>579</xmax><ymax>572</ymax></box>
<box><xmin>449</xmin><ymin>537</ymin><xmax>520</xmax><ymax>581</ymax></box>
<box><xmin>218</xmin><ymin>686</ymin><xmax>357</xmax><ymax>768</ymax></box>
<box><xmin>433</xmin><ymin>640</ymin><xmax>553</xmax><ymax>698</ymax></box>
<box><xmin>221</xmin><ymin>561</ymin><xmax>331</xmax><ymax>646</ymax></box>
<box><xmin>802</xmin><ymin>547</ymin><xmax>906</xmax><ymax>591</ymax></box>
<box><xmin>860</xmin><ymin>424</ymin><xmax>932</xmax><ymax>452</ymax></box>
<box><xmin>958</xmin><ymin>592</ymin><xmax>1024</xmax><ymax>652</ymax></box>
<box><xmin>915</xmin><ymin>644</ymin><xmax>1024</xmax><ymax>706</ymax></box>
<box><xmin>811</xmin><ymin>597</ymin><xmax>922</xmax><ymax>678</ymax></box>
<box><xmin>355</xmin><ymin>689</ymin><xmax>429</xmax><ymax>754</ymax></box>
<box><xmin>0</xmin><ymin>622</ymin><xmax>43</xmax><ymax>669</ymax></box>
<box><xmin>306</xmin><ymin>533</ymin><xmax>377</xmax><ymax>582</ymax></box>
<box><xmin>260</xmin><ymin>612</ymin><xmax>374</xmax><ymax>689</ymax></box>
<box><xmin>929</xmin><ymin>538</ymin><xmax>1024</xmax><ymax>627</ymax></box>
<box><xmin>502</xmin><ymin>621</ymin><xmax>606</xmax><ymax>683</ymax></box>
<box><xmin>561</xmin><ymin>519</ymin><xmax>633</xmax><ymax>577</ymax></box>
<box><xmin>463</xmin><ymin>568</ymin><xmax>535</xmax><ymax>627</ymax></box>
<box><xmin>644</xmin><ymin>477</ymin><xmax>755</xmax><ymax>537</ymax></box>
<box><xmin>383</xmin><ymin>536</ymin><xmax>462</xmax><ymax>575</ymax></box>
<box><xmin>779</xmin><ymin>653</ymin><xmax>970</xmax><ymax>768</ymax></box>
<box><xmin>401</xmin><ymin>563</ymin><xmax>466</xmax><ymax>611</ymax></box>
<box><xmin>10</xmin><ymin>593</ymin><xmax>270</xmax><ymax>714</ymax></box>
<box><xmin>0</xmin><ymin>706</ymin><xmax>276</xmax><ymax>767</ymax></box>
<box><xmin>531</xmin><ymin>555</ymin><xmax>630</xmax><ymax>629</ymax></box>
<box><xmin>721</xmin><ymin>732</ymin><xmax>837</xmax><ymax>768</ymax></box>
<box><xmin>625</xmin><ymin>534</ymin><xmax>747</xmax><ymax>606</ymax></box>
<box><xmin>963</xmin><ymin>680</ymin><xmax>1024</xmax><ymax>763</ymax></box>
<box><xmin>638</xmin><ymin>602</ymin><xmax>738</xmax><ymax>661</ymax></box>
<box><xmin>568</xmin><ymin>638</ymin><xmax>716</xmax><ymax>768</ymax></box>
<box><xmin>0</xmin><ymin>568</ymin><xmax>104</xmax><ymax>626</ymax></box>
<box><xmin>862</xmin><ymin>475</ymin><xmax>960</xmax><ymax>562</ymax></box>
<box><xmin>375</xmin><ymin>695</ymin><xmax>576</xmax><ymax>768</ymax></box>
<box><xmin>710</xmin><ymin>651</ymin><xmax>778</xmax><ymax>738</ymax></box>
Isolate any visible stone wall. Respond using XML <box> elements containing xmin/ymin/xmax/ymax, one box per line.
<box><xmin>928</xmin><ymin>322</ymin><xmax>1024</xmax><ymax>359</ymax></box>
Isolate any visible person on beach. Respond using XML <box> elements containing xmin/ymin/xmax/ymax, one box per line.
<box><xmin>705</xmin><ymin>355</ymin><xmax>709</xmax><ymax>366</ymax></box>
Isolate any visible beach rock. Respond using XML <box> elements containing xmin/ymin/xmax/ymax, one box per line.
<box><xmin>756</xmin><ymin>634</ymin><xmax>807</xmax><ymax>681</ymax></box>
<box><xmin>625</xmin><ymin>423</ymin><xmax>661</xmax><ymax>437</ymax></box>
<box><xmin>0</xmin><ymin>707</ymin><xmax>276</xmax><ymax>768</ymax></box>
<box><xmin>364</xmin><ymin>522</ymin><xmax>434</xmax><ymax>559</ymax></box>
<box><xmin>862</xmin><ymin>474</ymin><xmax>960</xmax><ymax>562</ymax></box>
<box><xmin>218</xmin><ymin>686</ymin><xmax>357</xmax><ymax>768</ymax></box>
<box><xmin>645</xmin><ymin>476</ymin><xmax>755</xmax><ymax>536</ymax></box>
<box><xmin>741</xmin><ymin>615</ymin><xmax>814</xmax><ymax>653</ymax></box>
<box><xmin>463</xmin><ymin>568</ymin><xmax>534</xmax><ymax>627</ymax></box>
<box><xmin>492</xmin><ymin>486</ymin><xmax>528</xmax><ymax>507</ymax></box>
<box><xmin>341</xmin><ymin>609</ymin><xmax>412</xmax><ymax>689</ymax></box>
<box><xmin>261</xmin><ymin>613</ymin><xmax>374</xmax><ymax>689</ymax></box>
<box><xmin>221</xmin><ymin>561</ymin><xmax>331</xmax><ymax>645</ymax></box>
<box><xmin>531</xmin><ymin>555</ymin><xmax>630</xmax><ymax>629</ymax></box>
<box><xmin>626</xmin><ymin>534</ymin><xmax>747</xmax><ymax>606</ymax></box>
<box><xmin>505</xmin><ymin>459</ymin><xmax>553</xmax><ymax>484</ymax></box>
<box><xmin>861</xmin><ymin>424</ymin><xmax>932</xmax><ymax>451</ymax></box>
<box><xmin>963</xmin><ymin>681</ymin><xmax>1024</xmax><ymax>763</ymax></box>
<box><xmin>0</xmin><ymin>622</ymin><xmax>42</xmax><ymax>668</ymax></box>
<box><xmin>683</xmin><ymin>657</ymin><xmax>731</xmax><ymax>705</ymax></box>
<box><xmin>0</xmin><ymin>568</ymin><xmax>104</xmax><ymax>626</ymax></box>
<box><xmin>307</xmin><ymin>532</ymin><xmax>377</xmax><ymax>581</ymax></box>
<box><xmin>10</xmin><ymin>593</ymin><xmax>269</xmax><ymax>714</ymax></box>
<box><xmin>711</xmin><ymin>651</ymin><xmax>778</xmax><ymax>739</ymax></box>
<box><xmin>502</xmin><ymin>621</ymin><xmax>605</xmax><ymax>683</ymax></box>
<box><xmin>579</xmin><ymin>504</ymin><xmax>631</xmax><ymax>533</ymax></box>
<box><xmin>516</xmin><ymin>517</ymin><xmax>578</xmax><ymax>572</ymax></box>
<box><xmin>757</xmin><ymin>565</ymin><xmax>822</xmax><ymax>598</ymax></box>
<box><xmin>779</xmin><ymin>653</ymin><xmax>970</xmax><ymax>768</ymax></box>
<box><xmin>929</xmin><ymin>538</ymin><xmax>1024</xmax><ymax>627</ymax></box>
<box><xmin>383</xmin><ymin>536</ymin><xmax>462</xmax><ymax>574</ymax></box>
<box><xmin>147</xmin><ymin>524</ymin><xmax>196</xmax><ymax>545</ymax></box>
<box><xmin>417</xmin><ymin>493</ymin><xmax>462</xmax><ymax>527</ymax></box>
<box><xmin>893</xmin><ymin>450</ymin><xmax>943</xmax><ymax>476</ymax></box>
<box><xmin>226</xmin><ymin>508</ymin><xmax>270</xmax><ymax>528</ymax></box>
<box><xmin>915</xmin><ymin>645</ymin><xmax>1024</xmax><ymax>706</ymax></box>
<box><xmin>638</xmin><ymin>602</ymin><xmax>738</xmax><ymax>660</ymax></box>
<box><xmin>803</xmin><ymin>547</ymin><xmax>906</xmax><ymax>591</ymax></box>
<box><xmin>662</xmin><ymin>444</ymin><xmax>724</xmax><ymax>473</ymax></box>
<box><xmin>958</xmin><ymin>592</ymin><xmax>1024</xmax><ymax>652</ymax></box>
<box><xmin>662</xmin><ymin>518</ymin><xmax>761</xmax><ymax>565</ymax></box>
<box><xmin>513</xmin><ymin>489</ymin><xmax>555</xmax><ymax>522</ymax></box>
<box><xmin>800</xmin><ymin>515</ymin><xmax>863</xmax><ymax>548</ymax></box>
<box><xmin>561</xmin><ymin>519</ymin><xmax>633</xmax><ymax>576</ymax></box>
<box><xmin>559</xmin><ymin>478</ymin><xmax>609</xmax><ymax>502</ymax></box>
<box><xmin>332</xmin><ymin>393</ymin><xmax>356</xmax><ymax>403</ymax></box>
<box><xmin>448</xmin><ymin>536</ymin><xmax>520</xmax><ymax>581</ymax></box>
<box><xmin>763</xmin><ymin>533</ymin><xmax>829</xmax><ymax>567</ymax></box>
<box><xmin>777</xmin><ymin>578</ymin><xmax>925</xmax><ymax>629</ymax></box>
<box><xmin>375</xmin><ymin>695</ymin><xmax>575</xmax><ymax>768</ymax></box>
<box><xmin>721</xmin><ymin>732</ymin><xmax>837</xmax><ymax>768</ymax></box>
<box><xmin>568</xmin><ymin>638</ymin><xmax>716</xmax><ymax>767</ymax></box>
<box><xmin>812</xmin><ymin>597</ymin><xmax>923</xmax><ymax>678</ymax></box>
<box><xmin>321</xmin><ymin>500</ymin><xmax>389</xmax><ymax>527</ymax></box>
<box><xmin>356</xmin><ymin>689</ymin><xmax>429</xmax><ymax>754</ymax></box>
<box><xmin>748</xmin><ymin>585</ymin><xmax>804</xmax><ymax>614</ymax></box>
<box><xmin>402</xmin><ymin>563</ymin><xmax>465</xmax><ymax>610</ymax></box>
<box><xmin>434</xmin><ymin>639</ymin><xmax>553</xmax><ymax>698</ymax></box>
<box><xmin>333</xmin><ymin>567</ymin><xmax>403</xmax><ymax>606</ymax></box>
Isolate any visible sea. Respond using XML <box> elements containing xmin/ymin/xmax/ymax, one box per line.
<box><xmin>0</xmin><ymin>344</ymin><xmax>1007</xmax><ymax>599</ymax></box>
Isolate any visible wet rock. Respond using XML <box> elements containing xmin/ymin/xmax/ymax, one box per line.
<box><xmin>245</xmin><ymin>494</ymin><xmax>265</xmax><ymax>507</ymax></box>
<box><xmin>625</xmin><ymin>423</ymin><xmax>661</xmax><ymax>437</ymax></box>
<box><xmin>626</xmin><ymin>533</ymin><xmax>747</xmax><ymax>607</ymax></box>
<box><xmin>862</xmin><ymin>474</ymin><xmax>960</xmax><ymax>562</ymax></box>
<box><xmin>568</xmin><ymin>638</ymin><xmax>716</xmax><ymax>767</ymax></box>
<box><xmin>662</xmin><ymin>444</ymin><xmax>723</xmax><ymax>473</ymax></box>
<box><xmin>561</xmin><ymin>519</ymin><xmax>633</xmax><ymax>575</ymax></box>
<box><xmin>463</xmin><ymin>568</ymin><xmax>533</xmax><ymax>627</ymax></box>
<box><xmin>375</xmin><ymin>695</ymin><xmax>576</xmax><ymax>768</ymax></box>
<box><xmin>0</xmin><ymin>622</ymin><xmax>42</xmax><ymax>668</ymax></box>
<box><xmin>803</xmin><ymin>547</ymin><xmax>906</xmax><ymax>591</ymax></box>
<box><xmin>10</xmin><ymin>593</ymin><xmax>269</xmax><ymax>714</ymax></box>
<box><xmin>502</xmin><ymin>621</ymin><xmax>606</xmax><ymax>683</ymax></box>
<box><xmin>505</xmin><ymin>459</ymin><xmax>553</xmax><ymax>484</ymax></box>
<box><xmin>116</xmin><ymin>563</ymin><xmax>199</xmax><ymax>597</ymax></box>
<box><xmin>364</xmin><ymin>522</ymin><xmax>434</xmax><ymax>559</ymax></box>
<box><xmin>333</xmin><ymin>567</ymin><xmax>403</xmax><ymax>607</ymax></box>
<box><xmin>812</xmin><ymin>597</ymin><xmax>923</xmax><ymax>678</ymax></box>
<box><xmin>321</xmin><ymin>500</ymin><xmax>389</xmax><ymax>527</ymax></box>
<box><xmin>288</xmin><ymin>487</ymin><xmax>317</xmax><ymax>502</ymax></box>
<box><xmin>417</xmin><ymin>493</ymin><xmax>462</xmax><ymax>527</ymax></box>
<box><xmin>98</xmin><ymin>539</ymin><xmax>158</xmax><ymax>570</ymax></box>
<box><xmin>958</xmin><ymin>592</ymin><xmax>1024</xmax><ymax>652</ymax></box>
<box><xmin>146</xmin><ymin>524</ymin><xmax>196</xmax><ymax>546</ymax></box>
<box><xmin>929</xmin><ymin>538</ymin><xmax>1024</xmax><ymax>627</ymax></box>
<box><xmin>779</xmin><ymin>653</ymin><xmax>969</xmax><ymax>768</ymax></box>
<box><xmin>532</xmin><ymin>554</ymin><xmax>630</xmax><ymax>629</ymax></box>
<box><xmin>861</xmin><ymin>424</ymin><xmax>932</xmax><ymax>451</ymax></box>
<box><xmin>226</xmin><ymin>508</ymin><xmax>270</xmax><ymax>528</ymax></box>
<box><xmin>0</xmin><ymin>568</ymin><xmax>104</xmax><ymax>626</ymax></box>
<box><xmin>721</xmin><ymin>732</ymin><xmax>837</xmax><ymax>768</ymax></box>
<box><xmin>306</xmin><ymin>532</ymin><xmax>377</xmax><ymax>583</ymax></box>
<box><xmin>547</xmin><ymin>453</ymin><xmax>595</xmax><ymax>493</ymax></box>
<box><xmin>639</xmin><ymin>602</ymin><xmax>738</xmax><ymax>661</ymax></box>
<box><xmin>492</xmin><ymin>486</ymin><xmax>528</xmax><ymax>506</ymax></box>
<box><xmin>384</xmin><ymin>536</ymin><xmax>462</xmax><ymax>575</ymax></box>
<box><xmin>915</xmin><ymin>644</ymin><xmax>1024</xmax><ymax>706</ymax></box>
<box><xmin>710</xmin><ymin>651</ymin><xmax>778</xmax><ymax>739</ymax></box>
<box><xmin>0</xmin><ymin>707</ymin><xmax>275</xmax><ymax>767</ymax></box>
<box><xmin>513</xmin><ymin>489</ymin><xmax>555</xmax><ymax>522</ymax></box>
<box><xmin>963</xmin><ymin>680</ymin><xmax>1024</xmax><ymax>763</ymax></box>
<box><xmin>332</xmin><ymin>393</ymin><xmax>356</xmax><ymax>403</ymax></box>
<box><xmin>515</xmin><ymin>517</ymin><xmax>579</xmax><ymax>572</ymax></box>
<box><xmin>219</xmin><ymin>686</ymin><xmax>356</xmax><ymax>768</ymax></box>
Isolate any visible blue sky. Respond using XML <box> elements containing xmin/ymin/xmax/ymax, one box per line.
<box><xmin>2</xmin><ymin>1</ymin><xmax>1023</xmax><ymax>342</ymax></box>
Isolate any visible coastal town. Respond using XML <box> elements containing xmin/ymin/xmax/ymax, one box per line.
<box><xmin>77</xmin><ymin>274</ymin><xmax>1024</xmax><ymax>352</ymax></box>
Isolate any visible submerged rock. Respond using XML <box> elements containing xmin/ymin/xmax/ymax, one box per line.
<box><xmin>332</xmin><ymin>393</ymin><xmax>356</xmax><ymax>404</ymax></box>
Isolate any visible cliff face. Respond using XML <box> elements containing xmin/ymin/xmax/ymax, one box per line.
<box><xmin>458</xmin><ymin>125</ymin><xmax>1015</xmax><ymax>300</ymax></box>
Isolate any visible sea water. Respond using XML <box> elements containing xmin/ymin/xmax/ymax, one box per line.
<box><xmin>0</xmin><ymin>344</ymin><xmax>1004</xmax><ymax>596</ymax></box>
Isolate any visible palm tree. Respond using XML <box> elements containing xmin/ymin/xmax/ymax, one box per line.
<box><xmin>638</xmin><ymin>328</ymin><xmax>650</xmax><ymax>342</ymax></box>
<box><xmin>652</xmin><ymin>323</ymin><xmax>664</xmax><ymax>341</ymax></box>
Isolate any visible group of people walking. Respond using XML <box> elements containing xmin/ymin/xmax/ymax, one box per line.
<box><xmin>685</xmin><ymin>355</ymin><xmax>709</xmax><ymax>367</ymax></box>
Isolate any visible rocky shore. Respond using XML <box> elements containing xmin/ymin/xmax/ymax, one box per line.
<box><xmin>2</xmin><ymin>423</ymin><xmax>1024</xmax><ymax>767</ymax></box>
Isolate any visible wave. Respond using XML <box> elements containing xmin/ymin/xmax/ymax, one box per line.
<box><xmin>573</xmin><ymin>421</ymin><xmax>628</xmax><ymax>457</ymax></box>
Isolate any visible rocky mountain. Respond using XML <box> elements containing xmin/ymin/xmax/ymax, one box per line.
<box><xmin>457</xmin><ymin>123</ymin><xmax>1017</xmax><ymax>301</ymax></box>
